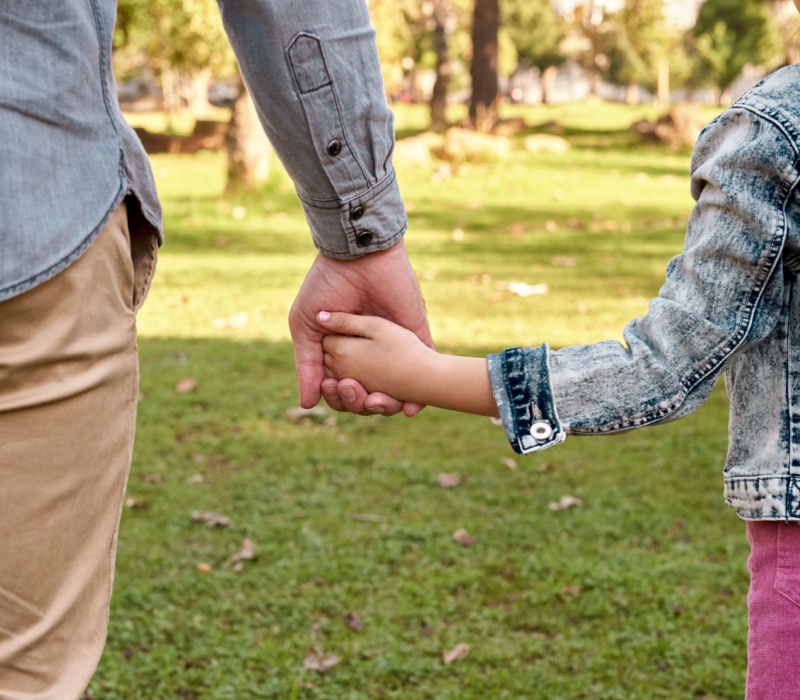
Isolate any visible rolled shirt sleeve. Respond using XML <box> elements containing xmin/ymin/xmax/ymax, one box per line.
<box><xmin>489</xmin><ymin>102</ymin><xmax>800</xmax><ymax>454</ymax></box>
<box><xmin>216</xmin><ymin>0</ymin><xmax>405</xmax><ymax>258</ymax></box>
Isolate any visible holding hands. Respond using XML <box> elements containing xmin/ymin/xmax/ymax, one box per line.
<box><xmin>288</xmin><ymin>240</ymin><xmax>433</xmax><ymax>417</ymax></box>
<box><xmin>319</xmin><ymin>311</ymin><xmax>499</xmax><ymax>419</ymax></box>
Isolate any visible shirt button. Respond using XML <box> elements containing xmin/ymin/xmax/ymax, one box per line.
<box><xmin>356</xmin><ymin>230</ymin><xmax>374</xmax><ymax>247</ymax></box>
<box><xmin>327</xmin><ymin>140</ymin><xmax>342</xmax><ymax>157</ymax></box>
<box><xmin>351</xmin><ymin>205</ymin><xmax>365</xmax><ymax>221</ymax></box>
<box><xmin>530</xmin><ymin>421</ymin><xmax>553</xmax><ymax>441</ymax></box>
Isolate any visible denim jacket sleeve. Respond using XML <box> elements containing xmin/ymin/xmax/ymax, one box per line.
<box><xmin>216</xmin><ymin>0</ymin><xmax>405</xmax><ymax>259</ymax></box>
<box><xmin>488</xmin><ymin>100</ymin><xmax>800</xmax><ymax>454</ymax></box>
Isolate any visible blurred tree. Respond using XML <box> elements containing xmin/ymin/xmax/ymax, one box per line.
<box><xmin>502</xmin><ymin>0</ymin><xmax>566</xmax><ymax>104</ymax></box>
<box><xmin>429</xmin><ymin>0</ymin><xmax>451</xmax><ymax>131</ymax></box>
<box><xmin>114</xmin><ymin>0</ymin><xmax>272</xmax><ymax>192</ymax></box>
<box><xmin>115</xmin><ymin>0</ymin><xmax>235</xmax><ymax>116</ymax></box>
<box><xmin>469</xmin><ymin>0</ymin><xmax>500</xmax><ymax>129</ymax></box>
<box><xmin>692</xmin><ymin>0</ymin><xmax>783</xmax><ymax>103</ymax></box>
<box><xmin>594</xmin><ymin>0</ymin><xmax>674</xmax><ymax>105</ymax></box>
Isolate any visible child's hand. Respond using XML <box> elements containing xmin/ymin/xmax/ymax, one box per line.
<box><xmin>320</xmin><ymin>311</ymin><xmax>436</xmax><ymax>402</ymax></box>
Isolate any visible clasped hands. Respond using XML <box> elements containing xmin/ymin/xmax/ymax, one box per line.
<box><xmin>288</xmin><ymin>240</ymin><xmax>432</xmax><ymax>417</ymax></box>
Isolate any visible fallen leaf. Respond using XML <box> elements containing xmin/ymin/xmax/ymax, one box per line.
<box><xmin>226</xmin><ymin>538</ymin><xmax>256</xmax><ymax>572</ymax></box>
<box><xmin>437</xmin><ymin>472</ymin><xmax>462</xmax><ymax>488</ymax></box>
<box><xmin>562</xmin><ymin>585</ymin><xmax>581</xmax><ymax>596</ymax></box>
<box><xmin>548</xmin><ymin>495</ymin><xmax>584</xmax><ymax>511</ymax></box>
<box><xmin>175</xmin><ymin>378</ymin><xmax>197</xmax><ymax>393</ymax></box>
<box><xmin>551</xmin><ymin>256</ymin><xmax>576</xmax><ymax>267</ymax></box>
<box><xmin>343</xmin><ymin>612</ymin><xmax>363</xmax><ymax>632</ymax></box>
<box><xmin>187</xmin><ymin>474</ymin><xmax>205</xmax><ymax>484</ymax></box>
<box><xmin>507</xmin><ymin>281</ymin><xmax>549</xmax><ymax>297</ymax></box>
<box><xmin>443</xmin><ymin>643</ymin><xmax>471</xmax><ymax>665</ymax></box>
<box><xmin>196</xmin><ymin>562</ymin><xmax>211</xmax><ymax>573</ymax></box>
<box><xmin>211</xmin><ymin>311</ymin><xmax>249</xmax><ymax>329</ymax></box>
<box><xmin>453</xmin><ymin>528</ymin><xmax>478</xmax><ymax>547</ymax></box>
<box><xmin>544</xmin><ymin>219</ymin><xmax>559</xmax><ymax>233</ymax></box>
<box><xmin>191</xmin><ymin>511</ymin><xmax>232</xmax><ymax>527</ymax></box>
<box><xmin>351</xmin><ymin>514</ymin><xmax>386</xmax><ymax>523</ymax></box>
<box><xmin>303</xmin><ymin>649</ymin><xmax>341</xmax><ymax>674</ymax></box>
<box><xmin>124</xmin><ymin>497</ymin><xmax>148</xmax><ymax>509</ymax></box>
<box><xmin>285</xmin><ymin>406</ymin><xmax>327</xmax><ymax>423</ymax></box>
<box><xmin>501</xmin><ymin>457</ymin><xmax>517</xmax><ymax>470</ymax></box>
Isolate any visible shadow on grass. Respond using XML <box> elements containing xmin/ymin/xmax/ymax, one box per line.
<box><xmin>92</xmin><ymin>334</ymin><xmax>745</xmax><ymax>699</ymax></box>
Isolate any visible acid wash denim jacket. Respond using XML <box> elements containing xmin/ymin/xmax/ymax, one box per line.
<box><xmin>0</xmin><ymin>0</ymin><xmax>405</xmax><ymax>302</ymax></box>
<box><xmin>489</xmin><ymin>65</ymin><xmax>800</xmax><ymax>522</ymax></box>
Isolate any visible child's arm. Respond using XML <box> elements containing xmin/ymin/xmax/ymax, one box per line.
<box><xmin>319</xmin><ymin>311</ymin><xmax>499</xmax><ymax>418</ymax></box>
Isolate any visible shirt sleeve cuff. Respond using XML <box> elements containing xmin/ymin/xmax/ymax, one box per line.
<box><xmin>487</xmin><ymin>345</ymin><xmax>566</xmax><ymax>454</ymax></box>
<box><xmin>297</xmin><ymin>169</ymin><xmax>407</xmax><ymax>259</ymax></box>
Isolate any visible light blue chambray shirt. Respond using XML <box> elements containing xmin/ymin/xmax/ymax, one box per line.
<box><xmin>0</xmin><ymin>0</ymin><xmax>406</xmax><ymax>302</ymax></box>
<box><xmin>489</xmin><ymin>66</ymin><xmax>800</xmax><ymax>521</ymax></box>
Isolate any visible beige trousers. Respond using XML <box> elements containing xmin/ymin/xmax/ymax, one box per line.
<box><xmin>0</xmin><ymin>202</ymin><xmax>156</xmax><ymax>699</ymax></box>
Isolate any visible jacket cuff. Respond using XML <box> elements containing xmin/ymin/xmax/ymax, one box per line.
<box><xmin>297</xmin><ymin>170</ymin><xmax>407</xmax><ymax>259</ymax></box>
<box><xmin>487</xmin><ymin>345</ymin><xmax>566</xmax><ymax>454</ymax></box>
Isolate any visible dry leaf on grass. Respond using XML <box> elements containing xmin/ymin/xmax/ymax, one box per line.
<box><xmin>442</xmin><ymin>643</ymin><xmax>471</xmax><ymax>665</ymax></box>
<box><xmin>351</xmin><ymin>514</ymin><xmax>386</xmax><ymax>523</ymax></box>
<box><xmin>212</xmin><ymin>311</ymin><xmax>249</xmax><ymax>329</ymax></box>
<box><xmin>507</xmin><ymin>281</ymin><xmax>549</xmax><ymax>297</ymax></box>
<box><xmin>187</xmin><ymin>474</ymin><xmax>205</xmax><ymax>484</ymax></box>
<box><xmin>437</xmin><ymin>472</ymin><xmax>462</xmax><ymax>488</ymax></box>
<box><xmin>343</xmin><ymin>612</ymin><xmax>363</xmax><ymax>632</ymax></box>
<box><xmin>547</xmin><ymin>495</ymin><xmax>583</xmax><ymax>511</ymax></box>
<box><xmin>175</xmin><ymin>378</ymin><xmax>197</xmax><ymax>393</ymax></box>
<box><xmin>226</xmin><ymin>538</ymin><xmax>256</xmax><ymax>572</ymax></box>
<box><xmin>453</xmin><ymin>529</ymin><xmax>478</xmax><ymax>547</ymax></box>
<box><xmin>501</xmin><ymin>457</ymin><xmax>517</xmax><ymax>470</ymax></box>
<box><xmin>191</xmin><ymin>511</ymin><xmax>232</xmax><ymax>527</ymax></box>
<box><xmin>124</xmin><ymin>497</ymin><xmax>148</xmax><ymax>509</ymax></box>
<box><xmin>285</xmin><ymin>406</ymin><xmax>327</xmax><ymax>423</ymax></box>
<box><xmin>303</xmin><ymin>649</ymin><xmax>341</xmax><ymax>674</ymax></box>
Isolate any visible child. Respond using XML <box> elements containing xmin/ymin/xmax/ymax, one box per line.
<box><xmin>319</xmin><ymin>61</ymin><xmax>800</xmax><ymax>699</ymax></box>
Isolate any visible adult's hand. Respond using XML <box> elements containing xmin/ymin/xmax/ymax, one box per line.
<box><xmin>288</xmin><ymin>240</ymin><xmax>433</xmax><ymax>416</ymax></box>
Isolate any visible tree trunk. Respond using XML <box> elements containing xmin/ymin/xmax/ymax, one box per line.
<box><xmin>469</xmin><ymin>0</ymin><xmax>499</xmax><ymax>132</ymax></box>
<box><xmin>225</xmin><ymin>77</ymin><xmax>272</xmax><ymax>194</ymax></box>
<box><xmin>187</xmin><ymin>68</ymin><xmax>213</xmax><ymax>118</ymax></box>
<box><xmin>540</xmin><ymin>65</ymin><xmax>558</xmax><ymax>105</ymax></box>
<box><xmin>429</xmin><ymin>0</ymin><xmax>450</xmax><ymax>132</ymax></box>
<box><xmin>655</xmin><ymin>58</ymin><xmax>670</xmax><ymax>111</ymax></box>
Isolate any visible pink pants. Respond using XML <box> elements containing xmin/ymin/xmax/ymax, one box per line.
<box><xmin>746</xmin><ymin>520</ymin><xmax>800</xmax><ymax>699</ymax></box>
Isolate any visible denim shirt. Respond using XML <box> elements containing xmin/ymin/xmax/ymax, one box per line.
<box><xmin>489</xmin><ymin>65</ymin><xmax>800</xmax><ymax>521</ymax></box>
<box><xmin>0</xmin><ymin>0</ymin><xmax>405</xmax><ymax>302</ymax></box>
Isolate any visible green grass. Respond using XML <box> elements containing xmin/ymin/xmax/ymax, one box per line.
<box><xmin>86</xmin><ymin>103</ymin><xmax>746</xmax><ymax>699</ymax></box>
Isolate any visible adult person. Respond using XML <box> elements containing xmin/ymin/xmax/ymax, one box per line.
<box><xmin>0</xmin><ymin>1</ymin><xmax>430</xmax><ymax>697</ymax></box>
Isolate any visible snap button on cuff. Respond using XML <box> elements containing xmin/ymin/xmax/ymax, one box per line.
<box><xmin>327</xmin><ymin>140</ymin><xmax>342</xmax><ymax>157</ymax></box>
<box><xmin>356</xmin><ymin>230</ymin><xmax>374</xmax><ymax>247</ymax></box>
<box><xmin>530</xmin><ymin>421</ymin><xmax>553</xmax><ymax>441</ymax></box>
<box><xmin>350</xmin><ymin>205</ymin><xmax>365</xmax><ymax>221</ymax></box>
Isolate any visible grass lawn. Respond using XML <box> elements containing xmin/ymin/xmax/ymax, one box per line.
<box><xmin>86</xmin><ymin>102</ymin><xmax>746</xmax><ymax>699</ymax></box>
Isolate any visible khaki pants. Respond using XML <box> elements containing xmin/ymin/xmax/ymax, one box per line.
<box><xmin>0</xmin><ymin>203</ymin><xmax>156</xmax><ymax>699</ymax></box>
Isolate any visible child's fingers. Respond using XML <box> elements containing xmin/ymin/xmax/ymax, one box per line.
<box><xmin>317</xmin><ymin>311</ymin><xmax>377</xmax><ymax>338</ymax></box>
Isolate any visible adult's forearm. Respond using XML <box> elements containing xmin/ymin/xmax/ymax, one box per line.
<box><xmin>216</xmin><ymin>0</ymin><xmax>406</xmax><ymax>258</ymax></box>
